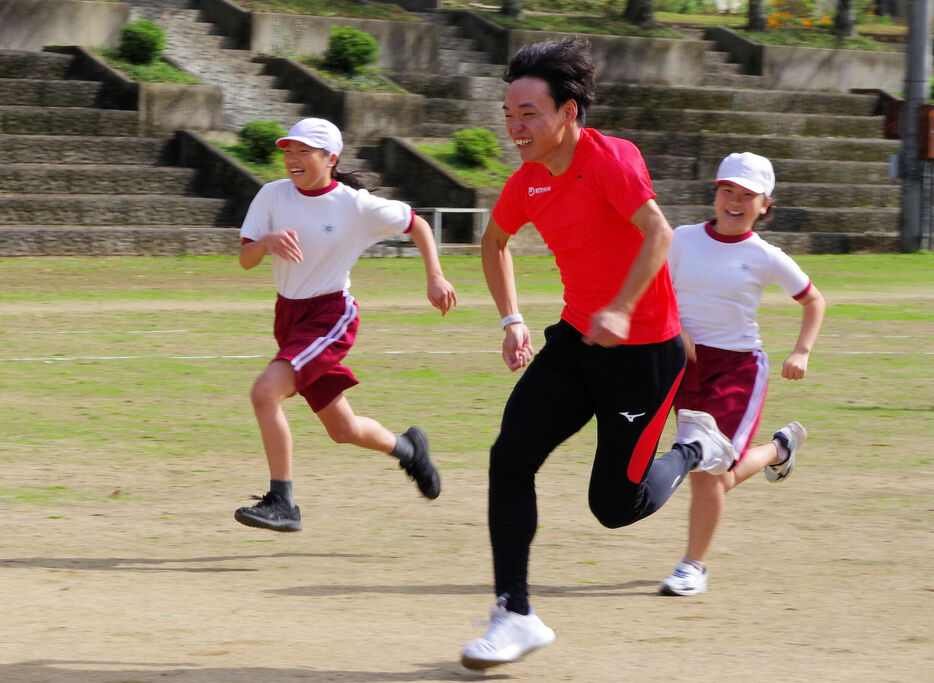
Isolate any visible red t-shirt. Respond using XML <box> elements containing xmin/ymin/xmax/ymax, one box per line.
<box><xmin>493</xmin><ymin>128</ymin><xmax>680</xmax><ymax>345</ymax></box>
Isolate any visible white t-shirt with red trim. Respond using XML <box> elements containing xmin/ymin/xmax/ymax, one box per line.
<box><xmin>493</xmin><ymin>128</ymin><xmax>680</xmax><ymax>345</ymax></box>
<box><xmin>240</xmin><ymin>179</ymin><xmax>414</xmax><ymax>299</ymax></box>
<box><xmin>668</xmin><ymin>221</ymin><xmax>811</xmax><ymax>352</ymax></box>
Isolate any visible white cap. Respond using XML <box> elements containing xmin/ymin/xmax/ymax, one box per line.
<box><xmin>276</xmin><ymin>118</ymin><xmax>343</xmax><ymax>158</ymax></box>
<box><xmin>716</xmin><ymin>152</ymin><xmax>775</xmax><ymax>197</ymax></box>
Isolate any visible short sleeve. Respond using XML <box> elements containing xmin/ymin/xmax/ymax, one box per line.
<box><xmin>240</xmin><ymin>182</ymin><xmax>277</xmax><ymax>242</ymax></box>
<box><xmin>771</xmin><ymin>248</ymin><xmax>811</xmax><ymax>298</ymax></box>
<box><xmin>595</xmin><ymin>140</ymin><xmax>655</xmax><ymax>221</ymax></box>
<box><xmin>492</xmin><ymin>173</ymin><xmax>526</xmax><ymax>235</ymax></box>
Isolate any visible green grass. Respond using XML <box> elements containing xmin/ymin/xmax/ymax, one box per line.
<box><xmin>473</xmin><ymin>8</ymin><xmax>683</xmax><ymax>38</ymax></box>
<box><xmin>0</xmin><ymin>253</ymin><xmax>931</xmax><ymax>498</ymax></box>
<box><xmin>740</xmin><ymin>28</ymin><xmax>892</xmax><ymax>51</ymax></box>
<box><xmin>92</xmin><ymin>48</ymin><xmax>201</xmax><ymax>84</ymax></box>
<box><xmin>296</xmin><ymin>57</ymin><xmax>405</xmax><ymax>93</ymax></box>
<box><xmin>238</xmin><ymin>0</ymin><xmax>417</xmax><ymax>20</ymax></box>
<box><xmin>417</xmin><ymin>142</ymin><xmax>516</xmax><ymax>189</ymax></box>
<box><xmin>214</xmin><ymin>143</ymin><xmax>287</xmax><ymax>184</ymax></box>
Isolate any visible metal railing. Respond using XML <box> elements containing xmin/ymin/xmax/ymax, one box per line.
<box><xmin>416</xmin><ymin>207</ymin><xmax>491</xmax><ymax>252</ymax></box>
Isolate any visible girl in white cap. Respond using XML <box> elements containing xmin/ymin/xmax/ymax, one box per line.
<box><xmin>235</xmin><ymin>117</ymin><xmax>457</xmax><ymax>532</ymax></box>
<box><xmin>659</xmin><ymin>152</ymin><xmax>826</xmax><ymax>595</ymax></box>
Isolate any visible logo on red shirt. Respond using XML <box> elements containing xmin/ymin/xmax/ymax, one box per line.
<box><xmin>528</xmin><ymin>186</ymin><xmax>552</xmax><ymax>197</ymax></box>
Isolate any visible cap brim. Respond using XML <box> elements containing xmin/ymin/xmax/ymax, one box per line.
<box><xmin>716</xmin><ymin>177</ymin><xmax>766</xmax><ymax>195</ymax></box>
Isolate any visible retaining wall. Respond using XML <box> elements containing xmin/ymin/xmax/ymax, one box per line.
<box><xmin>0</xmin><ymin>0</ymin><xmax>128</xmax><ymax>50</ymax></box>
<box><xmin>250</xmin><ymin>13</ymin><xmax>437</xmax><ymax>72</ymax></box>
<box><xmin>47</xmin><ymin>46</ymin><xmax>224</xmax><ymax>133</ymax></box>
<box><xmin>255</xmin><ymin>56</ymin><xmax>423</xmax><ymax>144</ymax></box>
<box><xmin>707</xmin><ymin>27</ymin><xmax>910</xmax><ymax>93</ymax></box>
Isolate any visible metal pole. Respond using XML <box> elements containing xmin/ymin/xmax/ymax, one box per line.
<box><xmin>899</xmin><ymin>0</ymin><xmax>933</xmax><ymax>252</ymax></box>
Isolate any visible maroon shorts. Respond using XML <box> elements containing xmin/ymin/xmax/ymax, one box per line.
<box><xmin>273</xmin><ymin>291</ymin><xmax>359</xmax><ymax>412</ymax></box>
<box><xmin>674</xmin><ymin>344</ymin><xmax>769</xmax><ymax>460</ymax></box>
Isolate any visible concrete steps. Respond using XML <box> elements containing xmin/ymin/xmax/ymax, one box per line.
<box><xmin>0</xmin><ymin>47</ymin><xmax>243</xmax><ymax>256</ymax></box>
<box><xmin>589</xmin><ymin>106</ymin><xmax>884</xmax><ymax>139</ymax></box>
<box><xmin>0</xmin><ymin>134</ymin><xmax>171</xmax><ymax>163</ymax></box>
<box><xmin>0</xmin><ymin>105</ymin><xmax>139</xmax><ymax>135</ymax></box>
<box><xmin>126</xmin><ymin>0</ymin><xmax>306</xmax><ymax>131</ymax></box>
<box><xmin>0</xmin><ymin>77</ymin><xmax>106</xmax><ymax>107</ymax></box>
<box><xmin>0</xmin><ymin>164</ymin><xmax>201</xmax><ymax>195</ymax></box>
<box><xmin>624</xmin><ymin>129</ymin><xmax>899</xmax><ymax>163</ymax></box>
<box><xmin>654</xmin><ymin>180</ymin><xmax>899</xmax><ymax>208</ymax></box>
<box><xmin>596</xmin><ymin>84</ymin><xmax>880</xmax><ymax>116</ymax></box>
<box><xmin>0</xmin><ymin>195</ymin><xmax>232</xmax><ymax>226</ymax></box>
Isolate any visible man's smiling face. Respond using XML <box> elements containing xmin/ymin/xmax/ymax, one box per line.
<box><xmin>503</xmin><ymin>76</ymin><xmax>576</xmax><ymax>170</ymax></box>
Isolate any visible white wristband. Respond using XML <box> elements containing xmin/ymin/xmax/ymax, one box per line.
<box><xmin>500</xmin><ymin>313</ymin><xmax>524</xmax><ymax>329</ymax></box>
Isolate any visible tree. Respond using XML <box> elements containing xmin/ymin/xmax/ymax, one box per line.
<box><xmin>501</xmin><ymin>0</ymin><xmax>522</xmax><ymax>19</ymax></box>
<box><xmin>747</xmin><ymin>0</ymin><xmax>767</xmax><ymax>32</ymax></box>
<box><xmin>623</xmin><ymin>0</ymin><xmax>654</xmax><ymax>28</ymax></box>
<box><xmin>833</xmin><ymin>0</ymin><xmax>857</xmax><ymax>37</ymax></box>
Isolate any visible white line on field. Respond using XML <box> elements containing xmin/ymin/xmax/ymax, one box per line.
<box><xmin>1</xmin><ymin>350</ymin><xmax>931</xmax><ymax>363</ymax></box>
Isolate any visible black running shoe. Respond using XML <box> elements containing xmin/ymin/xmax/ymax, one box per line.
<box><xmin>399</xmin><ymin>426</ymin><xmax>441</xmax><ymax>500</ymax></box>
<box><xmin>234</xmin><ymin>491</ymin><xmax>302</xmax><ymax>532</ymax></box>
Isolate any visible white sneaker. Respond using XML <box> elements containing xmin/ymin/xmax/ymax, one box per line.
<box><xmin>766</xmin><ymin>421</ymin><xmax>806</xmax><ymax>482</ymax></box>
<box><xmin>659</xmin><ymin>561</ymin><xmax>708</xmax><ymax>596</ymax></box>
<box><xmin>460</xmin><ymin>598</ymin><xmax>556</xmax><ymax>670</ymax></box>
<box><xmin>675</xmin><ymin>410</ymin><xmax>735</xmax><ymax>475</ymax></box>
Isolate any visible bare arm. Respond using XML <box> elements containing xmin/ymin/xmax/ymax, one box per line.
<box><xmin>239</xmin><ymin>230</ymin><xmax>303</xmax><ymax>270</ymax></box>
<box><xmin>782</xmin><ymin>284</ymin><xmax>825</xmax><ymax>380</ymax></box>
<box><xmin>583</xmin><ymin>199</ymin><xmax>674</xmax><ymax>347</ymax></box>
<box><xmin>407</xmin><ymin>215</ymin><xmax>457</xmax><ymax>315</ymax></box>
<box><xmin>481</xmin><ymin>217</ymin><xmax>533</xmax><ymax>371</ymax></box>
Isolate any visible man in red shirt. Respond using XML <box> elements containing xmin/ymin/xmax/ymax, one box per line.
<box><xmin>460</xmin><ymin>38</ymin><xmax>735</xmax><ymax>669</ymax></box>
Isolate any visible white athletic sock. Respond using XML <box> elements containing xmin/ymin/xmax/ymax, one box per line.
<box><xmin>772</xmin><ymin>438</ymin><xmax>790</xmax><ymax>465</ymax></box>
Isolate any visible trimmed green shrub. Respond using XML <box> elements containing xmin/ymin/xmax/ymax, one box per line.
<box><xmin>322</xmin><ymin>26</ymin><xmax>379</xmax><ymax>75</ymax></box>
<box><xmin>118</xmin><ymin>19</ymin><xmax>166</xmax><ymax>65</ymax></box>
<box><xmin>240</xmin><ymin>120</ymin><xmax>287</xmax><ymax>163</ymax></box>
<box><xmin>453</xmin><ymin>128</ymin><xmax>501</xmax><ymax>165</ymax></box>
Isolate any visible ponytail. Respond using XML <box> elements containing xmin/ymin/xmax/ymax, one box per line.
<box><xmin>332</xmin><ymin>159</ymin><xmax>368</xmax><ymax>191</ymax></box>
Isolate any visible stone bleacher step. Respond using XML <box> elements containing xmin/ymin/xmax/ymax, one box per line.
<box><xmin>0</xmin><ymin>78</ymin><xmax>105</xmax><ymax>107</ymax></box>
<box><xmin>596</xmin><ymin>84</ymin><xmax>879</xmax><ymax>116</ymax></box>
<box><xmin>0</xmin><ymin>164</ymin><xmax>201</xmax><ymax>195</ymax></box>
<box><xmin>0</xmin><ymin>49</ymin><xmax>72</xmax><ymax>79</ymax></box>
<box><xmin>589</xmin><ymin>106</ymin><xmax>883</xmax><ymax>139</ymax></box>
<box><xmin>0</xmin><ymin>195</ymin><xmax>232</xmax><ymax>226</ymax></box>
<box><xmin>0</xmin><ymin>105</ymin><xmax>139</xmax><ymax>136</ymax></box>
<box><xmin>0</xmin><ymin>226</ymin><xmax>241</xmax><ymax>257</ymax></box>
<box><xmin>662</xmin><ymin>204</ymin><xmax>899</xmax><ymax>233</ymax></box>
<box><xmin>623</xmin><ymin>130</ymin><xmax>899</xmax><ymax>163</ymax></box>
<box><xmin>635</xmin><ymin>155</ymin><xmax>894</xmax><ymax>185</ymax></box>
<box><xmin>0</xmin><ymin>134</ymin><xmax>173</xmax><ymax>164</ymax></box>
<box><xmin>653</xmin><ymin>179</ymin><xmax>899</xmax><ymax>208</ymax></box>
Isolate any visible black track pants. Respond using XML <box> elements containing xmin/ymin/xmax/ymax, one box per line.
<box><xmin>488</xmin><ymin>321</ymin><xmax>698</xmax><ymax>612</ymax></box>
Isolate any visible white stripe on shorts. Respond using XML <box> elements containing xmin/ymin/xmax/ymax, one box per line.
<box><xmin>290</xmin><ymin>292</ymin><xmax>357</xmax><ymax>373</ymax></box>
<box><xmin>731</xmin><ymin>349</ymin><xmax>769</xmax><ymax>456</ymax></box>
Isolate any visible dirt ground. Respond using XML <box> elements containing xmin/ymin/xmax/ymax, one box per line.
<box><xmin>1</xmin><ymin>444</ymin><xmax>932</xmax><ymax>682</ymax></box>
<box><xmin>1</xmin><ymin>260</ymin><xmax>932</xmax><ymax>682</ymax></box>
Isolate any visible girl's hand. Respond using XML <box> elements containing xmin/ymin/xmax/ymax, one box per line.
<box><xmin>427</xmin><ymin>276</ymin><xmax>457</xmax><ymax>316</ymax></box>
<box><xmin>262</xmin><ymin>230</ymin><xmax>303</xmax><ymax>263</ymax></box>
<box><xmin>681</xmin><ymin>329</ymin><xmax>696</xmax><ymax>364</ymax></box>
<box><xmin>782</xmin><ymin>351</ymin><xmax>809</xmax><ymax>380</ymax></box>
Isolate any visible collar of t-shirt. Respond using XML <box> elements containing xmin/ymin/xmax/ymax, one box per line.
<box><xmin>705</xmin><ymin>220</ymin><xmax>754</xmax><ymax>243</ymax></box>
<box><xmin>295</xmin><ymin>179</ymin><xmax>338</xmax><ymax>197</ymax></box>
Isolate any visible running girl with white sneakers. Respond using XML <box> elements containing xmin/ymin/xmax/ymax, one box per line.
<box><xmin>234</xmin><ymin>118</ymin><xmax>456</xmax><ymax>533</ymax></box>
<box><xmin>659</xmin><ymin>152</ymin><xmax>826</xmax><ymax>596</ymax></box>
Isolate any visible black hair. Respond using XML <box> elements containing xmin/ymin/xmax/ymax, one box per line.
<box><xmin>332</xmin><ymin>160</ymin><xmax>367</xmax><ymax>191</ymax></box>
<box><xmin>503</xmin><ymin>38</ymin><xmax>596</xmax><ymax>125</ymax></box>
<box><xmin>757</xmin><ymin>197</ymin><xmax>775</xmax><ymax>225</ymax></box>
